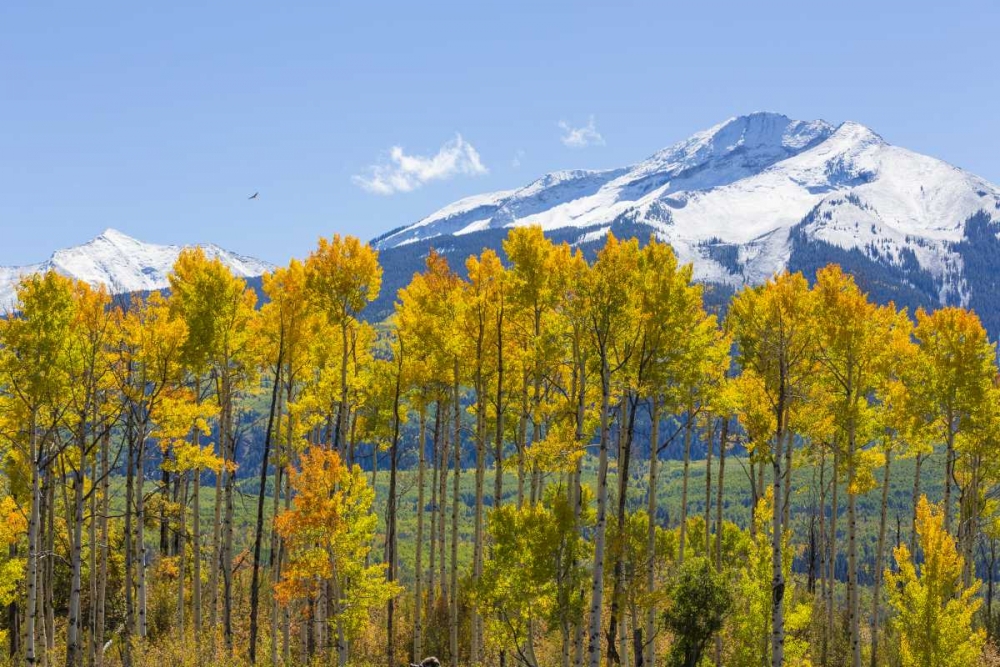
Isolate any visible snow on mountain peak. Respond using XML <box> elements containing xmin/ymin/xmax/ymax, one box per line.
<box><xmin>639</xmin><ymin>112</ymin><xmax>834</xmax><ymax>171</ymax></box>
<box><xmin>96</xmin><ymin>227</ymin><xmax>135</xmax><ymax>243</ymax></box>
<box><xmin>373</xmin><ymin>112</ymin><xmax>1000</xmax><ymax>307</ymax></box>
<box><xmin>0</xmin><ymin>230</ymin><xmax>274</xmax><ymax>310</ymax></box>
<box><xmin>680</xmin><ymin>111</ymin><xmax>834</xmax><ymax>156</ymax></box>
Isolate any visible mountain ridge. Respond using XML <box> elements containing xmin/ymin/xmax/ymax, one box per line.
<box><xmin>375</xmin><ymin>113</ymin><xmax>997</xmax><ymax>287</ymax></box>
<box><xmin>6</xmin><ymin>113</ymin><xmax>1000</xmax><ymax>337</ymax></box>
<box><xmin>0</xmin><ymin>228</ymin><xmax>274</xmax><ymax>309</ymax></box>
<box><xmin>369</xmin><ymin>111</ymin><xmax>1000</xmax><ymax>335</ymax></box>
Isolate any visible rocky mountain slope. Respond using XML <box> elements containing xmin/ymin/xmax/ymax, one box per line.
<box><xmin>373</xmin><ymin>112</ymin><xmax>1000</xmax><ymax>334</ymax></box>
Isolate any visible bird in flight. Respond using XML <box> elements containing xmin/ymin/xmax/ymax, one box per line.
<box><xmin>248</xmin><ymin>192</ymin><xmax>259</xmax><ymax>200</ymax></box>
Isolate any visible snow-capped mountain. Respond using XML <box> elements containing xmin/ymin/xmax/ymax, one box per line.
<box><xmin>373</xmin><ymin>112</ymin><xmax>1000</xmax><ymax>332</ymax></box>
<box><xmin>0</xmin><ymin>228</ymin><xmax>274</xmax><ymax>308</ymax></box>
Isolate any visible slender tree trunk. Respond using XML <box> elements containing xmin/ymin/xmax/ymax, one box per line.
<box><xmin>809</xmin><ymin>516</ymin><xmax>818</xmax><ymax>588</ymax></box>
<box><xmin>191</xmin><ymin>466</ymin><xmax>204</xmax><ymax>640</ymax></box>
<box><xmin>870</xmin><ymin>450</ymin><xmax>891</xmax><ymax>667</ymax></box>
<box><xmin>271</xmin><ymin>381</ymin><xmax>288</xmax><ymax>667</ymax></box>
<box><xmin>752</xmin><ymin>458</ymin><xmax>765</xmax><ymax>536</ymax></box>
<box><xmin>705</xmin><ymin>420</ymin><xmax>714</xmax><ymax>557</ymax></box>
<box><xmin>123</xmin><ymin>421</ymin><xmax>135</xmax><ymax>667</ymax></box>
<box><xmin>495</xmin><ymin>311</ymin><xmax>505</xmax><ymax>509</ymax></box>
<box><xmin>530</xmin><ymin>306</ymin><xmax>544</xmax><ymax>507</ymax></box>
<box><xmin>335</xmin><ymin>581</ymin><xmax>349</xmax><ymax>667</ymax></box>
<box><xmin>37</xmin><ymin>480</ymin><xmax>48</xmax><ymax>667</ymax></box>
<box><xmin>587</xmin><ymin>351</ymin><xmax>612</xmax><ymax>667</ymax></box>
<box><xmin>414</xmin><ymin>406</ymin><xmax>427</xmax><ymax>663</ymax></box>
<box><xmin>87</xmin><ymin>444</ymin><xmax>98</xmax><ymax>667</ymax></box>
<box><xmin>771</xmin><ymin>382</ymin><xmax>786</xmax><ymax>667</ymax></box>
<box><xmin>783</xmin><ymin>427</ymin><xmax>793</xmax><ymax>533</ymax></box>
<box><xmin>160</xmin><ymin>467</ymin><xmax>171</xmax><ymax>555</ymax></box>
<box><xmin>26</xmin><ymin>413</ymin><xmax>40</xmax><ymax>667</ymax></box>
<box><xmin>191</xmin><ymin>377</ymin><xmax>203</xmax><ymax>644</ymax></box>
<box><xmin>490</xmin><ymin>329</ymin><xmax>506</xmax><ymax>663</ymax></box>
<box><xmin>608</xmin><ymin>397</ymin><xmax>637</xmax><ymax>664</ymax></box>
<box><xmin>136</xmin><ymin>435</ymin><xmax>148</xmax><ymax>639</ymax></box>
<box><xmin>44</xmin><ymin>478</ymin><xmax>54</xmax><ymax>659</ymax></box>
<box><xmin>645</xmin><ymin>399</ymin><xmax>660</xmax><ymax>667</ymax></box>
<box><xmin>678</xmin><ymin>407</ymin><xmax>693</xmax><ymax>562</ymax></box>
<box><xmin>524</xmin><ymin>626</ymin><xmax>539</xmax><ymax>667</ymax></box>
<box><xmin>827</xmin><ymin>447</ymin><xmax>839</xmax><ymax>654</ymax></box>
<box><xmin>633</xmin><ymin>622</ymin><xmax>644</xmax><ymax>667</ymax></box>
<box><xmin>336</xmin><ymin>322</ymin><xmax>350</xmax><ymax>455</ymax></box>
<box><xmin>386</xmin><ymin>348</ymin><xmax>403</xmax><ymax>667</ymax></box>
<box><xmin>438</xmin><ymin>413</ymin><xmax>449</xmax><ymax>603</ymax></box>
<box><xmin>9</xmin><ymin>542</ymin><xmax>18</xmax><ymax>661</ymax></box>
<box><xmin>573</xmin><ymin>460</ymin><xmax>586</xmax><ymax>667</ymax></box>
<box><xmin>944</xmin><ymin>425</ymin><xmax>954</xmax><ymax>535</ymax></box>
<box><xmin>957</xmin><ymin>455</ymin><xmax>981</xmax><ymax>589</ymax></box>
<box><xmin>562</xmin><ymin>614</ymin><xmax>573</xmax><ymax>667</ymax></box>
<box><xmin>818</xmin><ymin>448</ymin><xmax>828</xmax><ymax>665</ymax></box>
<box><xmin>617</xmin><ymin>608</ymin><xmax>628</xmax><ymax>667</ymax></box>
<box><xmin>714</xmin><ymin>419</ymin><xmax>729</xmax><ymax>667</ymax></box>
<box><xmin>250</xmin><ymin>347</ymin><xmax>282</xmax><ymax>664</ymax></box>
<box><xmin>176</xmin><ymin>469</ymin><xmax>187</xmax><ymax>639</ymax></box>
<box><xmin>429</xmin><ymin>405</ymin><xmax>440</xmax><ymax>606</ymax></box>
<box><xmin>222</xmin><ymin>385</ymin><xmax>236</xmax><ymax>653</ymax></box>
<box><xmin>282</xmin><ymin>447</ymin><xmax>293</xmax><ymax>666</ymax></box>
<box><xmin>66</xmin><ymin>432</ymin><xmax>86</xmax><ymax>667</ymax></box>
<box><xmin>572</xmin><ymin>338</ymin><xmax>587</xmax><ymax>667</ymax></box>
<box><xmin>472</xmin><ymin>361</ymin><xmax>486</xmax><ymax>667</ymax></box>
<box><xmin>303</xmin><ymin>598</ymin><xmax>313</xmax><ymax>659</ymax></box>
<box><xmin>518</xmin><ymin>374</ymin><xmax>528</xmax><ymax>509</ymax></box>
<box><xmin>847</xmin><ymin>419</ymin><xmax>861</xmax><ymax>667</ymax></box>
<box><xmin>450</xmin><ymin>364</ymin><xmax>461</xmax><ymax>664</ymax></box>
<box><xmin>210</xmin><ymin>428</ymin><xmax>222</xmax><ymax>631</ymax></box>
<box><xmin>318</xmin><ymin>573</ymin><xmax>328</xmax><ymax>659</ymax></box>
<box><xmin>172</xmin><ymin>472</ymin><xmax>182</xmax><ymax>557</ymax></box>
<box><xmin>368</xmin><ymin>414</ymin><xmax>378</xmax><ymax>562</ymax></box>
<box><xmin>910</xmin><ymin>452</ymin><xmax>922</xmax><ymax>555</ymax></box>
<box><xmin>989</xmin><ymin>537</ymin><xmax>997</xmax><ymax>641</ymax></box>
<box><xmin>95</xmin><ymin>430</ymin><xmax>110</xmax><ymax>667</ymax></box>
<box><xmin>632</xmin><ymin>615</ymin><xmax>643</xmax><ymax>667</ymax></box>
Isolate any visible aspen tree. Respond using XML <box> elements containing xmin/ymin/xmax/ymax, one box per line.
<box><xmin>0</xmin><ymin>272</ymin><xmax>75</xmax><ymax>667</ymax></box>
<box><xmin>463</xmin><ymin>249</ymin><xmax>506</xmax><ymax>665</ymax></box>
<box><xmin>304</xmin><ymin>235</ymin><xmax>382</xmax><ymax>454</ymax></box>
<box><xmin>886</xmin><ymin>496</ymin><xmax>985</xmax><ymax>666</ymax></box>
<box><xmin>61</xmin><ymin>282</ymin><xmax>116</xmax><ymax>667</ymax></box>
<box><xmin>274</xmin><ymin>448</ymin><xmax>400</xmax><ymax>663</ymax></box>
<box><xmin>911</xmin><ymin>307</ymin><xmax>996</xmax><ymax>560</ymax></box>
<box><xmin>396</xmin><ymin>251</ymin><xmax>457</xmax><ymax>661</ymax></box>
<box><xmin>169</xmin><ymin>248</ymin><xmax>257</xmax><ymax>650</ymax></box>
<box><xmin>728</xmin><ymin>271</ymin><xmax>814</xmax><ymax>667</ymax></box>
<box><xmin>810</xmin><ymin>265</ymin><xmax>911</xmax><ymax>667</ymax></box>
<box><xmin>247</xmin><ymin>260</ymin><xmax>315</xmax><ymax>663</ymax></box>
<box><xmin>582</xmin><ymin>234</ymin><xmax>641</xmax><ymax>667</ymax></box>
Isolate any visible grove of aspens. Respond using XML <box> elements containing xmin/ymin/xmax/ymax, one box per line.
<box><xmin>1</xmin><ymin>226</ymin><xmax>997</xmax><ymax>667</ymax></box>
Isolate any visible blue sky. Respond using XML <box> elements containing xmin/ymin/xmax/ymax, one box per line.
<box><xmin>1</xmin><ymin>0</ymin><xmax>998</xmax><ymax>265</ymax></box>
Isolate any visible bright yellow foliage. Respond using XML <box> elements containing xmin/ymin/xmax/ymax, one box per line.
<box><xmin>274</xmin><ymin>447</ymin><xmax>400</xmax><ymax>641</ymax></box>
<box><xmin>724</xmin><ymin>490</ymin><xmax>812</xmax><ymax>667</ymax></box>
<box><xmin>0</xmin><ymin>496</ymin><xmax>26</xmax><ymax>607</ymax></box>
<box><xmin>304</xmin><ymin>234</ymin><xmax>382</xmax><ymax>325</ymax></box>
<box><xmin>886</xmin><ymin>496</ymin><xmax>985</xmax><ymax>667</ymax></box>
<box><xmin>0</xmin><ymin>271</ymin><xmax>76</xmax><ymax>408</ymax></box>
<box><xmin>169</xmin><ymin>247</ymin><xmax>258</xmax><ymax>375</ymax></box>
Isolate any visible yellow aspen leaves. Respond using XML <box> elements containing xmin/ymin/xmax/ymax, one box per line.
<box><xmin>886</xmin><ymin>496</ymin><xmax>985</xmax><ymax>666</ymax></box>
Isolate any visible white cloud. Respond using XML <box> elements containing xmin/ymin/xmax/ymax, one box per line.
<box><xmin>559</xmin><ymin>116</ymin><xmax>605</xmax><ymax>148</ymax></box>
<box><xmin>353</xmin><ymin>134</ymin><xmax>488</xmax><ymax>195</ymax></box>
<box><xmin>512</xmin><ymin>149</ymin><xmax>525</xmax><ymax>168</ymax></box>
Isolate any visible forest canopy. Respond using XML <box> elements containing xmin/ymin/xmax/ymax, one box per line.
<box><xmin>0</xmin><ymin>227</ymin><xmax>996</xmax><ymax>667</ymax></box>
